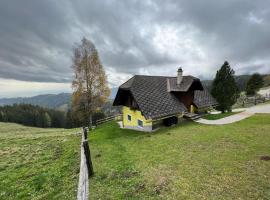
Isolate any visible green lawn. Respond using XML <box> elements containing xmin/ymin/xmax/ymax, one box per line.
<box><xmin>1</xmin><ymin>115</ymin><xmax>270</xmax><ymax>199</ymax></box>
<box><xmin>90</xmin><ymin>114</ymin><xmax>270</xmax><ymax>199</ymax></box>
<box><xmin>0</xmin><ymin>123</ymin><xmax>80</xmax><ymax>200</ymax></box>
<box><xmin>202</xmin><ymin>111</ymin><xmax>241</xmax><ymax>120</ymax></box>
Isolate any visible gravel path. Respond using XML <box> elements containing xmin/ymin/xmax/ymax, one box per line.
<box><xmin>196</xmin><ymin>104</ymin><xmax>270</xmax><ymax>125</ymax></box>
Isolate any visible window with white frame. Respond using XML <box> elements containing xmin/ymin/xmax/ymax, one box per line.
<box><xmin>127</xmin><ymin>115</ymin><xmax>131</xmax><ymax>121</ymax></box>
<box><xmin>138</xmin><ymin>120</ymin><xmax>143</xmax><ymax>127</ymax></box>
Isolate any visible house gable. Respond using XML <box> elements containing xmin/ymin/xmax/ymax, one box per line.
<box><xmin>113</xmin><ymin>89</ymin><xmax>139</xmax><ymax>110</ymax></box>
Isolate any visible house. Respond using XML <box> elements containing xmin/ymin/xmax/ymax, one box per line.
<box><xmin>113</xmin><ymin>68</ymin><xmax>217</xmax><ymax>131</ymax></box>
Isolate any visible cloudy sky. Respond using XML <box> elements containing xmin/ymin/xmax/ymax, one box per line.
<box><xmin>0</xmin><ymin>0</ymin><xmax>270</xmax><ymax>98</ymax></box>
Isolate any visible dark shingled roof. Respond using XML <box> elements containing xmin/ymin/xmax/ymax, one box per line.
<box><xmin>114</xmin><ymin>75</ymin><xmax>217</xmax><ymax>119</ymax></box>
<box><xmin>119</xmin><ymin>76</ymin><xmax>135</xmax><ymax>89</ymax></box>
<box><xmin>168</xmin><ymin>76</ymin><xmax>200</xmax><ymax>92</ymax></box>
<box><xmin>118</xmin><ymin>75</ymin><xmax>187</xmax><ymax>119</ymax></box>
<box><xmin>194</xmin><ymin>88</ymin><xmax>218</xmax><ymax>108</ymax></box>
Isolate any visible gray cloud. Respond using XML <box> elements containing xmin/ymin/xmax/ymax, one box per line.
<box><xmin>0</xmin><ymin>0</ymin><xmax>270</xmax><ymax>85</ymax></box>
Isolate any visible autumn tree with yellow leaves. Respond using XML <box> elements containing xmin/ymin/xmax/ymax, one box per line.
<box><xmin>71</xmin><ymin>37</ymin><xmax>110</xmax><ymax>127</ymax></box>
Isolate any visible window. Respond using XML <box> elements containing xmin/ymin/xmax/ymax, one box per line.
<box><xmin>138</xmin><ymin>120</ymin><xmax>143</xmax><ymax>127</ymax></box>
<box><xmin>127</xmin><ymin>115</ymin><xmax>131</xmax><ymax>121</ymax></box>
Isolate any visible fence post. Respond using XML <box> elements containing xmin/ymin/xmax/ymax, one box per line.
<box><xmin>77</xmin><ymin>127</ymin><xmax>90</xmax><ymax>200</ymax></box>
<box><xmin>83</xmin><ymin>140</ymin><xmax>94</xmax><ymax>177</ymax></box>
<box><xmin>83</xmin><ymin>127</ymin><xmax>88</xmax><ymax>140</ymax></box>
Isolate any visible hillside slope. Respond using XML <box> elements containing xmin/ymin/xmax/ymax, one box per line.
<box><xmin>0</xmin><ymin>123</ymin><xmax>80</xmax><ymax>199</ymax></box>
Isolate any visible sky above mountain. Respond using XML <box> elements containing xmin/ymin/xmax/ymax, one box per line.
<box><xmin>0</xmin><ymin>0</ymin><xmax>270</xmax><ymax>97</ymax></box>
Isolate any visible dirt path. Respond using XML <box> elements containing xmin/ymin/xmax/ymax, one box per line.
<box><xmin>196</xmin><ymin>104</ymin><xmax>270</xmax><ymax>125</ymax></box>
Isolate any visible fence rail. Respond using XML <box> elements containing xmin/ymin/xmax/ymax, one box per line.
<box><xmin>77</xmin><ymin>114</ymin><xmax>121</xmax><ymax>199</ymax></box>
<box><xmin>95</xmin><ymin>114</ymin><xmax>122</xmax><ymax>126</ymax></box>
<box><xmin>77</xmin><ymin>127</ymin><xmax>93</xmax><ymax>200</ymax></box>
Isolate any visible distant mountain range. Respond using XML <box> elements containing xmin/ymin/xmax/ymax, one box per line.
<box><xmin>0</xmin><ymin>93</ymin><xmax>72</xmax><ymax>111</ymax></box>
<box><xmin>0</xmin><ymin>88</ymin><xmax>119</xmax><ymax>110</ymax></box>
<box><xmin>202</xmin><ymin>74</ymin><xmax>270</xmax><ymax>92</ymax></box>
<box><xmin>1</xmin><ymin>74</ymin><xmax>269</xmax><ymax>110</ymax></box>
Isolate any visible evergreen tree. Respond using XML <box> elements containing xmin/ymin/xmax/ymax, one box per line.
<box><xmin>49</xmin><ymin>110</ymin><xmax>65</xmax><ymax>127</ymax></box>
<box><xmin>65</xmin><ymin>110</ymin><xmax>73</xmax><ymax>128</ymax></box>
<box><xmin>43</xmin><ymin>112</ymin><xmax>52</xmax><ymax>127</ymax></box>
<box><xmin>0</xmin><ymin>111</ymin><xmax>3</xmax><ymax>121</ymax></box>
<box><xmin>211</xmin><ymin>61</ymin><xmax>239</xmax><ymax>113</ymax></box>
<box><xmin>246</xmin><ymin>73</ymin><xmax>264</xmax><ymax>95</ymax></box>
<box><xmin>34</xmin><ymin>110</ymin><xmax>43</xmax><ymax>127</ymax></box>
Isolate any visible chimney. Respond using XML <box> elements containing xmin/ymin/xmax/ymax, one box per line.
<box><xmin>177</xmin><ymin>67</ymin><xmax>183</xmax><ymax>85</ymax></box>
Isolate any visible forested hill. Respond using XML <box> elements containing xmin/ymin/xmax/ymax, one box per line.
<box><xmin>0</xmin><ymin>93</ymin><xmax>71</xmax><ymax>110</ymax></box>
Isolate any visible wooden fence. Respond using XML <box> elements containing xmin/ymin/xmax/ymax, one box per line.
<box><xmin>77</xmin><ymin>127</ymin><xmax>93</xmax><ymax>200</ymax></box>
<box><xmin>95</xmin><ymin>114</ymin><xmax>122</xmax><ymax>126</ymax></box>
<box><xmin>239</xmin><ymin>96</ymin><xmax>267</xmax><ymax>107</ymax></box>
<box><xmin>77</xmin><ymin>114</ymin><xmax>121</xmax><ymax>199</ymax></box>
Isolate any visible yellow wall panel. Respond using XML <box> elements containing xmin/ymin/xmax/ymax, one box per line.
<box><xmin>122</xmin><ymin>106</ymin><xmax>152</xmax><ymax>127</ymax></box>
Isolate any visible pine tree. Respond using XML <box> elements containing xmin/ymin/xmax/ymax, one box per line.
<box><xmin>246</xmin><ymin>73</ymin><xmax>264</xmax><ymax>96</ymax></box>
<box><xmin>65</xmin><ymin>110</ymin><xmax>73</xmax><ymax>128</ymax></box>
<box><xmin>71</xmin><ymin>37</ymin><xmax>110</xmax><ymax>127</ymax></box>
<box><xmin>0</xmin><ymin>111</ymin><xmax>3</xmax><ymax>121</ymax></box>
<box><xmin>211</xmin><ymin>61</ymin><xmax>239</xmax><ymax>113</ymax></box>
<box><xmin>42</xmin><ymin>112</ymin><xmax>52</xmax><ymax>128</ymax></box>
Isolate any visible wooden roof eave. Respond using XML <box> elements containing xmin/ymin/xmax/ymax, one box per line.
<box><xmin>112</xmin><ymin>88</ymin><xmax>130</xmax><ymax>106</ymax></box>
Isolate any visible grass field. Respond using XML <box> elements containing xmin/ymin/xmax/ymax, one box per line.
<box><xmin>0</xmin><ymin>123</ymin><xmax>80</xmax><ymax>200</ymax></box>
<box><xmin>90</xmin><ymin>114</ymin><xmax>270</xmax><ymax>199</ymax></box>
<box><xmin>1</xmin><ymin>115</ymin><xmax>270</xmax><ymax>199</ymax></box>
<box><xmin>202</xmin><ymin>111</ymin><xmax>241</xmax><ymax>120</ymax></box>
